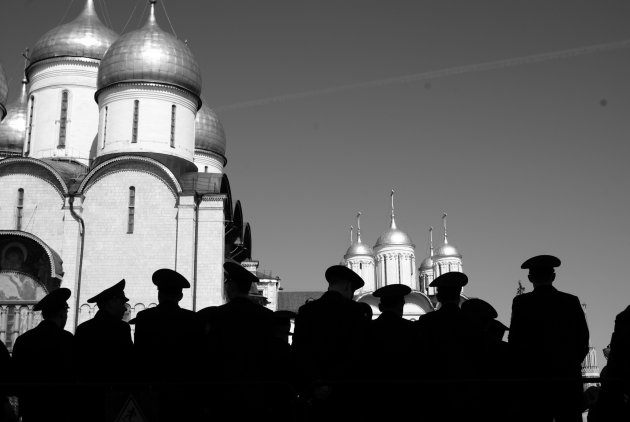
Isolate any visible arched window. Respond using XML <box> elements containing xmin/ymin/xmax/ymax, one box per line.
<box><xmin>204</xmin><ymin>166</ymin><xmax>208</xmax><ymax>173</ymax></box>
<box><xmin>16</xmin><ymin>189</ymin><xmax>24</xmax><ymax>230</ymax></box>
<box><xmin>127</xmin><ymin>187</ymin><xmax>135</xmax><ymax>234</ymax></box>
<box><xmin>26</xmin><ymin>95</ymin><xmax>34</xmax><ymax>155</ymax></box>
<box><xmin>58</xmin><ymin>90</ymin><xmax>69</xmax><ymax>148</ymax></box>
<box><xmin>170</xmin><ymin>105</ymin><xmax>176</xmax><ymax>147</ymax></box>
<box><xmin>102</xmin><ymin>106</ymin><xmax>108</xmax><ymax>148</ymax></box>
<box><xmin>131</xmin><ymin>100</ymin><xmax>139</xmax><ymax>143</ymax></box>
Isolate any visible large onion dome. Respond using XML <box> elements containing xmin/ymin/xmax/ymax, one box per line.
<box><xmin>0</xmin><ymin>64</ymin><xmax>8</xmax><ymax>120</ymax></box>
<box><xmin>28</xmin><ymin>0</ymin><xmax>118</xmax><ymax>67</ymax></box>
<box><xmin>374</xmin><ymin>191</ymin><xmax>413</xmax><ymax>248</ymax></box>
<box><xmin>195</xmin><ymin>103</ymin><xmax>227</xmax><ymax>158</ymax></box>
<box><xmin>434</xmin><ymin>242</ymin><xmax>461</xmax><ymax>258</ymax></box>
<box><xmin>97</xmin><ymin>1</ymin><xmax>202</xmax><ymax>101</ymax></box>
<box><xmin>0</xmin><ymin>78</ymin><xmax>28</xmax><ymax>155</ymax></box>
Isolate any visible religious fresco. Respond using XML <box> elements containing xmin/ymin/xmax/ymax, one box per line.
<box><xmin>0</xmin><ymin>271</ymin><xmax>47</xmax><ymax>301</ymax></box>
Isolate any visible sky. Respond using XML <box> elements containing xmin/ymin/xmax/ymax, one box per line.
<box><xmin>1</xmin><ymin>0</ymin><xmax>630</xmax><ymax>363</ymax></box>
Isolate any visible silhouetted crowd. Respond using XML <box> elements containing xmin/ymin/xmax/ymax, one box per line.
<box><xmin>1</xmin><ymin>255</ymin><xmax>629</xmax><ymax>422</ymax></box>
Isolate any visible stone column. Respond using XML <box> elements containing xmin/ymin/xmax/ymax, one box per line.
<box><xmin>175</xmin><ymin>195</ymin><xmax>196</xmax><ymax>310</ymax></box>
<box><xmin>195</xmin><ymin>194</ymin><xmax>225</xmax><ymax>309</ymax></box>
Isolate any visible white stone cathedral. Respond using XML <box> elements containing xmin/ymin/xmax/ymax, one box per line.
<box><xmin>343</xmin><ymin>191</ymin><xmax>464</xmax><ymax>320</ymax></box>
<box><xmin>0</xmin><ymin>0</ymin><xmax>278</xmax><ymax>351</ymax></box>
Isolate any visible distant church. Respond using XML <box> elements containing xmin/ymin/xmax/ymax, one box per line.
<box><xmin>0</xmin><ymin>0</ymin><xmax>279</xmax><ymax>352</ymax></box>
<box><xmin>343</xmin><ymin>191</ymin><xmax>465</xmax><ymax>320</ymax></box>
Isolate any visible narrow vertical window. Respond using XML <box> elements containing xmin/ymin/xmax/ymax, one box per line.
<box><xmin>102</xmin><ymin>106</ymin><xmax>108</xmax><ymax>148</ymax></box>
<box><xmin>170</xmin><ymin>105</ymin><xmax>176</xmax><ymax>147</ymax></box>
<box><xmin>204</xmin><ymin>166</ymin><xmax>208</xmax><ymax>173</ymax></box>
<box><xmin>16</xmin><ymin>189</ymin><xmax>24</xmax><ymax>231</ymax></box>
<box><xmin>58</xmin><ymin>90</ymin><xmax>69</xmax><ymax>148</ymax></box>
<box><xmin>26</xmin><ymin>96</ymin><xmax>34</xmax><ymax>155</ymax></box>
<box><xmin>131</xmin><ymin>100</ymin><xmax>139</xmax><ymax>143</ymax></box>
<box><xmin>127</xmin><ymin>187</ymin><xmax>135</xmax><ymax>234</ymax></box>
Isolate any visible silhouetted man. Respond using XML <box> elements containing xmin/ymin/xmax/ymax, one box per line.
<box><xmin>415</xmin><ymin>272</ymin><xmax>477</xmax><ymax>422</ymax></box>
<box><xmin>292</xmin><ymin>265</ymin><xmax>367</xmax><ymax>420</ymax></box>
<box><xmin>133</xmin><ymin>269</ymin><xmax>201</xmax><ymax>420</ymax></box>
<box><xmin>509</xmin><ymin>255</ymin><xmax>589</xmax><ymax>422</ymax></box>
<box><xmin>361</xmin><ymin>284</ymin><xmax>413</xmax><ymax>420</ymax></box>
<box><xmin>199</xmin><ymin>262</ymin><xmax>276</xmax><ymax>419</ymax></box>
<box><xmin>12</xmin><ymin>288</ymin><xmax>74</xmax><ymax>422</ymax></box>
<box><xmin>593</xmin><ymin>305</ymin><xmax>630</xmax><ymax>420</ymax></box>
<box><xmin>74</xmin><ymin>280</ymin><xmax>133</xmax><ymax>422</ymax></box>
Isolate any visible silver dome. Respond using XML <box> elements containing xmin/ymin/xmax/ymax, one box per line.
<box><xmin>375</xmin><ymin>218</ymin><xmax>413</xmax><ymax>247</ymax></box>
<box><xmin>97</xmin><ymin>3</ymin><xmax>202</xmax><ymax>99</ymax></box>
<box><xmin>0</xmin><ymin>64</ymin><xmax>8</xmax><ymax>119</ymax></box>
<box><xmin>0</xmin><ymin>79</ymin><xmax>28</xmax><ymax>155</ymax></box>
<box><xmin>434</xmin><ymin>243</ymin><xmax>462</xmax><ymax>258</ymax></box>
<box><xmin>195</xmin><ymin>103</ymin><xmax>226</xmax><ymax>157</ymax></box>
<box><xmin>29</xmin><ymin>0</ymin><xmax>118</xmax><ymax>67</ymax></box>
<box><xmin>419</xmin><ymin>256</ymin><xmax>433</xmax><ymax>270</ymax></box>
<box><xmin>344</xmin><ymin>242</ymin><xmax>374</xmax><ymax>259</ymax></box>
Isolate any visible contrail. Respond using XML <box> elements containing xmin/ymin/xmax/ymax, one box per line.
<box><xmin>215</xmin><ymin>39</ymin><xmax>630</xmax><ymax>112</ymax></box>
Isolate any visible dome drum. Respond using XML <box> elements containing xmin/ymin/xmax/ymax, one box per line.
<box><xmin>0</xmin><ymin>64</ymin><xmax>8</xmax><ymax>120</ymax></box>
<box><xmin>194</xmin><ymin>150</ymin><xmax>225</xmax><ymax>174</ymax></box>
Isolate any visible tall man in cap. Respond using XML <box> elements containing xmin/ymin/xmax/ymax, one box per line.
<box><xmin>12</xmin><ymin>288</ymin><xmax>74</xmax><ymax>422</ymax></box>
<box><xmin>292</xmin><ymin>265</ymin><xmax>367</xmax><ymax>419</ymax></box>
<box><xmin>198</xmin><ymin>262</ymin><xmax>276</xmax><ymax>420</ymax></box>
<box><xmin>73</xmin><ymin>280</ymin><xmax>133</xmax><ymax>422</ymax></box>
<box><xmin>360</xmin><ymin>284</ymin><xmax>414</xmax><ymax>420</ymax></box>
<box><xmin>415</xmin><ymin>272</ymin><xmax>479</xmax><ymax>421</ymax></box>
<box><xmin>509</xmin><ymin>255</ymin><xmax>589</xmax><ymax>422</ymax></box>
<box><xmin>133</xmin><ymin>269</ymin><xmax>201</xmax><ymax>420</ymax></box>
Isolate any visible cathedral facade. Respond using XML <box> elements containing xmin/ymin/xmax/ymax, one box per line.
<box><xmin>0</xmin><ymin>0</ymin><xmax>278</xmax><ymax>351</ymax></box>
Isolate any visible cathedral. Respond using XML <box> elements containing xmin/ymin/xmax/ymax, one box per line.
<box><xmin>0</xmin><ymin>0</ymin><xmax>279</xmax><ymax>352</ymax></box>
<box><xmin>342</xmin><ymin>191</ymin><xmax>465</xmax><ymax>320</ymax></box>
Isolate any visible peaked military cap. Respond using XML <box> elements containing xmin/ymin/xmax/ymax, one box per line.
<box><xmin>373</xmin><ymin>284</ymin><xmax>411</xmax><ymax>299</ymax></box>
<box><xmin>325</xmin><ymin>265</ymin><xmax>365</xmax><ymax>291</ymax></box>
<box><xmin>224</xmin><ymin>261</ymin><xmax>258</xmax><ymax>289</ymax></box>
<box><xmin>152</xmin><ymin>269</ymin><xmax>190</xmax><ymax>290</ymax></box>
<box><xmin>461</xmin><ymin>298</ymin><xmax>498</xmax><ymax>320</ymax></box>
<box><xmin>33</xmin><ymin>287</ymin><xmax>71</xmax><ymax>312</ymax></box>
<box><xmin>429</xmin><ymin>271</ymin><xmax>468</xmax><ymax>288</ymax></box>
<box><xmin>87</xmin><ymin>279</ymin><xmax>128</xmax><ymax>304</ymax></box>
<box><xmin>521</xmin><ymin>255</ymin><xmax>561</xmax><ymax>271</ymax></box>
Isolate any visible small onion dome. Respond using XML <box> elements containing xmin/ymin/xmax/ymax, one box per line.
<box><xmin>97</xmin><ymin>2</ymin><xmax>202</xmax><ymax>100</ymax></box>
<box><xmin>0</xmin><ymin>64</ymin><xmax>8</xmax><ymax>119</ymax></box>
<box><xmin>419</xmin><ymin>256</ymin><xmax>433</xmax><ymax>270</ymax></box>
<box><xmin>344</xmin><ymin>242</ymin><xmax>374</xmax><ymax>259</ymax></box>
<box><xmin>0</xmin><ymin>79</ymin><xmax>28</xmax><ymax>154</ymax></box>
<box><xmin>434</xmin><ymin>242</ymin><xmax>462</xmax><ymax>258</ymax></box>
<box><xmin>195</xmin><ymin>103</ymin><xmax>226</xmax><ymax>157</ymax></box>
<box><xmin>28</xmin><ymin>0</ymin><xmax>118</xmax><ymax>67</ymax></box>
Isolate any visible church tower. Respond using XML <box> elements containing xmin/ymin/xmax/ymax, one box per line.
<box><xmin>418</xmin><ymin>227</ymin><xmax>435</xmax><ymax>295</ymax></box>
<box><xmin>344</xmin><ymin>212</ymin><xmax>375</xmax><ymax>295</ymax></box>
<box><xmin>94</xmin><ymin>0</ymin><xmax>201</xmax><ymax>175</ymax></box>
<box><xmin>194</xmin><ymin>103</ymin><xmax>227</xmax><ymax>174</ymax></box>
<box><xmin>0</xmin><ymin>56</ymin><xmax>28</xmax><ymax>158</ymax></box>
<box><xmin>24</xmin><ymin>0</ymin><xmax>117</xmax><ymax>166</ymax></box>
<box><xmin>374</xmin><ymin>190</ymin><xmax>416</xmax><ymax>290</ymax></box>
<box><xmin>432</xmin><ymin>213</ymin><xmax>463</xmax><ymax>280</ymax></box>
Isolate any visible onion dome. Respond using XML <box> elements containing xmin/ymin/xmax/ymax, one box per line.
<box><xmin>434</xmin><ymin>213</ymin><xmax>461</xmax><ymax>258</ymax></box>
<box><xmin>0</xmin><ymin>64</ymin><xmax>8</xmax><ymax>120</ymax></box>
<box><xmin>0</xmin><ymin>77</ymin><xmax>28</xmax><ymax>155</ymax></box>
<box><xmin>375</xmin><ymin>190</ymin><xmax>413</xmax><ymax>247</ymax></box>
<box><xmin>97</xmin><ymin>1</ymin><xmax>202</xmax><ymax>100</ymax></box>
<box><xmin>344</xmin><ymin>213</ymin><xmax>374</xmax><ymax>258</ymax></box>
<box><xmin>419</xmin><ymin>227</ymin><xmax>435</xmax><ymax>270</ymax></box>
<box><xmin>28</xmin><ymin>0</ymin><xmax>118</xmax><ymax>67</ymax></box>
<box><xmin>195</xmin><ymin>103</ymin><xmax>227</xmax><ymax>157</ymax></box>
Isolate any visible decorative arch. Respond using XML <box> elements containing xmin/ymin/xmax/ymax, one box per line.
<box><xmin>243</xmin><ymin>223</ymin><xmax>252</xmax><ymax>260</ymax></box>
<box><xmin>221</xmin><ymin>174</ymin><xmax>232</xmax><ymax>223</ymax></box>
<box><xmin>0</xmin><ymin>157</ymin><xmax>69</xmax><ymax>198</ymax></box>
<box><xmin>0</xmin><ymin>230</ymin><xmax>63</xmax><ymax>281</ymax></box>
<box><xmin>78</xmin><ymin>156</ymin><xmax>182</xmax><ymax>199</ymax></box>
